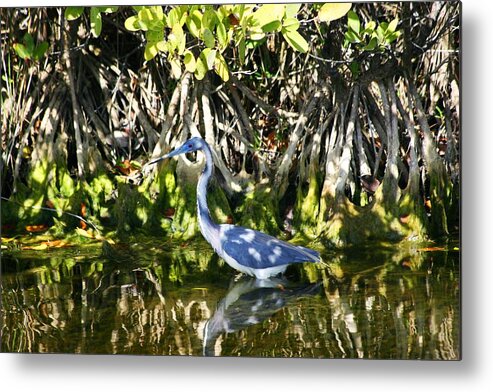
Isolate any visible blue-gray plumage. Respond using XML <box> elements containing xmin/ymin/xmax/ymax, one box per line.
<box><xmin>147</xmin><ymin>137</ymin><xmax>321</xmax><ymax>279</ymax></box>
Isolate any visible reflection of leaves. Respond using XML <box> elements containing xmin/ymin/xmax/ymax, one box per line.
<box><xmin>75</xmin><ymin>227</ymin><xmax>96</xmax><ymax>238</ymax></box>
<box><xmin>22</xmin><ymin>239</ymin><xmax>71</xmax><ymax>250</ymax></box>
<box><xmin>417</xmin><ymin>246</ymin><xmax>446</xmax><ymax>252</ymax></box>
<box><xmin>25</xmin><ymin>224</ymin><xmax>49</xmax><ymax>233</ymax></box>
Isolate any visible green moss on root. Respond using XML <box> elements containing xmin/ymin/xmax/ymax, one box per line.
<box><xmin>294</xmin><ymin>170</ymin><xmax>321</xmax><ymax>239</ymax></box>
<box><xmin>315</xmin><ymin>185</ymin><xmax>431</xmax><ymax>248</ymax></box>
<box><xmin>237</xmin><ymin>186</ymin><xmax>280</xmax><ymax>234</ymax></box>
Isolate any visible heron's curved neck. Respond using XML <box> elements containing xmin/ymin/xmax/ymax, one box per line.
<box><xmin>197</xmin><ymin>142</ymin><xmax>219</xmax><ymax>235</ymax></box>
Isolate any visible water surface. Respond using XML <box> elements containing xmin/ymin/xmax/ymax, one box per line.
<box><xmin>1</xmin><ymin>237</ymin><xmax>460</xmax><ymax>359</ymax></box>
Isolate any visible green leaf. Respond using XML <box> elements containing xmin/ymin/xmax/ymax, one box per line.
<box><xmin>124</xmin><ymin>15</ymin><xmax>140</xmax><ymax>31</ymax></box>
<box><xmin>347</xmin><ymin>10</ymin><xmax>360</xmax><ymax>35</ymax></box>
<box><xmin>214</xmin><ymin>52</ymin><xmax>229</xmax><ymax>82</ymax></box>
<box><xmin>349</xmin><ymin>61</ymin><xmax>360</xmax><ymax>77</ymax></box>
<box><xmin>365</xmin><ymin>21</ymin><xmax>376</xmax><ymax>32</ymax></box>
<box><xmin>65</xmin><ymin>6</ymin><xmax>84</xmax><ymax>21</ymax></box>
<box><xmin>285</xmin><ymin>4</ymin><xmax>302</xmax><ymax>19</ymax></box>
<box><xmin>282</xmin><ymin>30</ymin><xmax>308</xmax><ymax>53</ymax></box>
<box><xmin>13</xmin><ymin>43</ymin><xmax>30</xmax><ymax>60</ymax></box>
<box><xmin>179</xmin><ymin>8</ymin><xmax>188</xmax><ymax>27</ymax></box>
<box><xmin>250</xmin><ymin>30</ymin><xmax>266</xmax><ymax>41</ymax></box>
<box><xmin>318</xmin><ymin>3</ymin><xmax>352</xmax><ymax>23</ymax></box>
<box><xmin>137</xmin><ymin>19</ymin><xmax>149</xmax><ymax>31</ymax></box>
<box><xmin>156</xmin><ymin>40</ymin><xmax>168</xmax><ymax>53</ymax></box>
<box><xmin>139</xmin><ymin>8</ymin><xmax>153</xmax><ymax>24</ymax></box>
<box><xmin>195</xmin><ymin>54</ymin><xmax>208</xmax><ymax>80</ymax></box>
<box><xmin>375</xmin><ymin>24</ymin><xmax>385</xmax><ymax>42</ymax></box>
<box><xmin>171</xmin><ymin>24</ymin><xmax>185</xmax><ymax>55</ymax></box>
<box><xmin>33</xmin><ymin>41</ymin><xmax>49</xmax><ymax>60</ymax></box>
<box><xmin>187</xmin><ymin>11</ymin><xmax>202</xmax><ymax>38</ymax></box>
<box><xmin>202</xmin><ymin>9</ymin><xmax>217</xmax><ymax>31</ymax></box>
<box><xmin>150</xmin><ymin>6</ymin><xmax>164</xmax><ymax>21</ymax></box>
<box><xmin>205</xmin><ymin>48</ymin><xmax>217</xmax><ymax>70</ymax></box>
<box><xmin>387</xmin><ymin>17</ymin><xmax>399</xmax><ymax>33</ymax></box>
<box><xmin>240</xmin><ymin>10</ymin><xmax>249</xmax><ymax>34</ymax></box>
<box><xmin>237</xmin><ymin>4</ymin><xmax>246</xmax><ymax>21</ymax></box>
<box><xmin>385</xmin><ymin>31</ymin><xmax>401</xmax><ymax>44</ymax></box>
<box><xmin>167</xmin><ymin>7</ymin><xmax>183</xmax><ymax>28</ymax></box>
<box><xmin>217</xmin><ymin>5</ymin><xmax>233</xmax><ymax>20</ymax></box>
<box><xmin>139</xmin><ymin>6</ymin><xmax>165</xmax><ymax>30</ymax></box>
<box><xmin>239</xmin><ymin>37</ymin><xmax>246</xmax><ymax>64</ymax></box>
<box><xmin>170</xmin><ymin>57</ymin><xmax>182</xmax><ymax>79</ymax></box>
<box><xmin>217</xmin><ymin>22</ymin><xmax>228</xmax><ymax>49</ymax></box>
<box><xmin>345</xmin><ymin>30</ymin><xmax>360</xmax><ymax>44</ymax></box>
<box><xmin>262</xmin><ymin>20</ymin><xmax>282</xmax><ymax>33</ymax></box>
<box><xmin>183</xmin><ymin>51</ymin><xmax>196</xmax><ymax>73</ymax></box>
<box><xmin>90</xmin><ymin>7</ymin><xmax>102</xmax><ymax>37</ymax></box>
<box><xmin>147</xmin><ymin>29</ymin><xmax>164</xmax><ymax>44</ymax></box>
<box><xmin>147</xmin><ymin>29</ymin><xmax>165</xmax><ymax>55</ymax></box>
<box><xmin>282</xmin><ymin>17</ymin><xmax>300</xmax><ymax>32</ymax></box>
<box><xmin>23</xmin><ymin>33</ymin><xmax>34</xmax><ymax>54</ymax></box>
<box><xmin>364</xmin><ymin>37</ymin><xmax>377</xmax><ymax>51</ymax></box>
<box><xmin>203</xmin><ymin>28</ymin><xmax>215</xmax><ymax>48</ymax></box>
<box><xmin>144</xmin><ymin>42</ymin><xmax>159</xmax><ymax>61</ymax></box>
<box><xmin>252</xmin><ymin>4</ymin><xmax>285</xmax><ymax>28</ymax></box>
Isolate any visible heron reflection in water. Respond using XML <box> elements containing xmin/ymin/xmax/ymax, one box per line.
<box><xmin>202</xmin><ymin>277</ymin><xmax>322</xmax><ymax>356</ymax></box>
<box><xmin>147</xmin><ymin>137</ymin><xmax>323</xmax><ymax>280</ymax></box>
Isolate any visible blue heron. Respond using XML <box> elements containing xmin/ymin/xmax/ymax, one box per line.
<box><xmin>148</xmin><ymin>137</ymin><xmax>321</xmax><ymax>280</ymax></box>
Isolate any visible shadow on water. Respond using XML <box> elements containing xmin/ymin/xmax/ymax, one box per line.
<box><xmin>1</xmin><ymin>238</ymin><xmax>460</xmax><ymax>359</ymax></box>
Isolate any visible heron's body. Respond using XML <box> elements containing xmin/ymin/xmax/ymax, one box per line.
<box><xmin>150</xmin><ymin>137</ymin><xmax>321</xmax><ymax>280</ymax></box>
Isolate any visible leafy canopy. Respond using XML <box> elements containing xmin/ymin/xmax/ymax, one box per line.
<box><xmin>64</xmin><ymin>4</ymin><xmax>353</xmax><ymax>82</ymax></box>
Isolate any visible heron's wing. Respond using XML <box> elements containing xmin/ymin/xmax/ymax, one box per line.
<box><xmin>219</xmin><ymin>225</ymin><xmax>320</xmax><ymax>269</ymax></box>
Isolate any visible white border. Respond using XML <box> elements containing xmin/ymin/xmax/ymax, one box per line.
<box><xmin>2</xmin><ymin>1</ymin><xmax>493</xmax><ymax>391</ymax></box>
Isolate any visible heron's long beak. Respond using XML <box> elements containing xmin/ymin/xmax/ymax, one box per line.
<box><xmin>147</xmin><ymin>154</ymin><xmax>169</xmax><ymax>166</ymax></box>
<box><xmin>146</xmin><ymin>146</ymin><xmax>185</xmax><ymax>166</ymax></box>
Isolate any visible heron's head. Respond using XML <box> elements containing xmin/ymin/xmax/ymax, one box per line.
<box><xmin>147</xmin><ymin>137</ymin><xmax>205</xmax><ymax>165</ymax></box>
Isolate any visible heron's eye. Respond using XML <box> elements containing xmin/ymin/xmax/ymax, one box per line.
<box><xmin>188</xmin><ymin>144</ymin><xmax>193</xmax><ymax>148</ymax></box>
